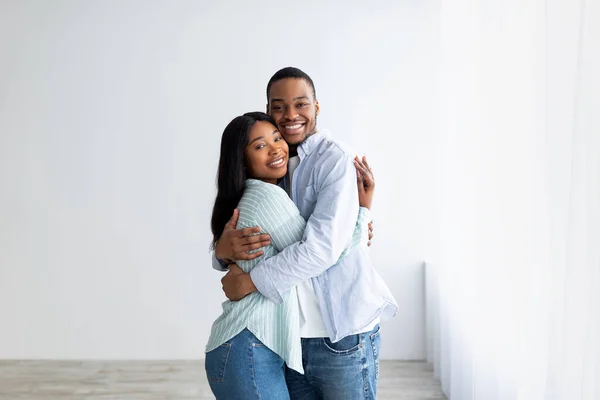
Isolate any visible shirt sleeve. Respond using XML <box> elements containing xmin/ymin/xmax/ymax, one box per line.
<box><xmin>339</xmin><ymin>206</ymin><xmax>371</xmax><ymax>259</ymax></box>
<box><xmin>250</xmin><ymin>150</ymin><xmax>360</xmax><ymax>303</ymax></box>
<box><xmin>211</xmin><ymin>252</ymin><xmax>229</xmax><ymax>272</ymax></box>
<box><xmin>253</xmin><ymin>183</ymin><xmax>307</xmax><ymax>252</ymax></box>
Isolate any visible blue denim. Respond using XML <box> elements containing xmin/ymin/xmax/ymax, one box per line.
<box><xmin>205</xmin><ymin>329</ymin><xmax>290</xmax><ymax>399</ymax></box>
<box><xmin>285</xmin><ymin>325</ymin><xmax>381</xmax><ymax>400</ymax></box>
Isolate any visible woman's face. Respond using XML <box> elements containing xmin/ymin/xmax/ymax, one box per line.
<box><xmin>244</xmin><ymin>121</ymin><xmax>289</xmax><ymax>184</ymax></box>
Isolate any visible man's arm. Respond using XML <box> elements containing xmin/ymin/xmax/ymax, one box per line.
<box><xmin>247</xmin><ymin>150</ymin><xmax>359</xmax><ymax>303</ymax></box>
<box><xmin>211</xmin><ymin>209</ymin><xmax>271</xmax><ymax>270</ymax></box>
<box><xmin>222</xmin><ymin>202</ymin><xmax>368</xmax><ymax>301</ymax></box>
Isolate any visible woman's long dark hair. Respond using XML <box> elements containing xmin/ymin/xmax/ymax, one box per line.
<box><xmin>211</xmin><ymin>112</ymin><xmax>277</xmax><ymax>248</ymax></box>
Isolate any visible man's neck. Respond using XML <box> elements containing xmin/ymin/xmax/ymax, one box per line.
<box><xmin>289</xmin><ymin>130</ymin><xmax>317</xmax><ymax>157</ymax></box>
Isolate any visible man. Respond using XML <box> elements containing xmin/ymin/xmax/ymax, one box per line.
<box><xmin>214</xmin><ymin>67</ymin><xmax>397</xmax><ymax>399</ymax></box>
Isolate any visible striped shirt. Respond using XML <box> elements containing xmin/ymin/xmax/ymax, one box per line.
<box><xmin>205</xmin><ymin>179</ymin><xmax>370</xmax><ymax>373</ymax></box>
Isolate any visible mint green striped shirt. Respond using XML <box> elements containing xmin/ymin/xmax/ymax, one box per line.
<box><xmin>205</xmin><ymin>179</ymin><xmax>370</xmax><ymax>374</ymax></box>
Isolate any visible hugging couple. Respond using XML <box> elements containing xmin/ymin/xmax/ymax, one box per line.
<box><xmin>205</xmin><ymin>67</ymin><xmax>397</xmax><ymax>399</ymax></box>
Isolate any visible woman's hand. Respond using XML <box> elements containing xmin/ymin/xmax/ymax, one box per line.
<box><xmin>355</xmin><ymin>156</ymin><xmax>374</xmax><ymax>210</ymax></box>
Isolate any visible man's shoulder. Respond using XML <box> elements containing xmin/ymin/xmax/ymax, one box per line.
<box><xmin>315</xmin><ymin>131</ymin><xmax>355</xmax><ymax>161</ymax></box>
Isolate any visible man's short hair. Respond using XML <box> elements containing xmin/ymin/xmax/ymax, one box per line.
<box><xmin>266</xmin><ymin>67</ymin><xmax>317</xmax><ymax>101</ymax></box>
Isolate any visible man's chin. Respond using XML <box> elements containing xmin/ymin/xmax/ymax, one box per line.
<box><xmin>281</xmin><ymin>133</ymin><xmax>306</xmax><ymax>145</ymax></box>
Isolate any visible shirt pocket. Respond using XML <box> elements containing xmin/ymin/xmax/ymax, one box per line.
<box><xmin>297</xmin><ymin>184</ymin><xmax>317</xmax><ymax>218</ymax></box>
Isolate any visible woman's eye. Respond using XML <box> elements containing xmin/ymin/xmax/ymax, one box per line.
<box><xmin>275</xmin><ymin>137</ymin><xmax>282</xmax><ymax>142</ymax></box>
<box><xmin>255</xmin><ymin>144</ymin><xmax>265</xmax><ymax>150</ymax></box>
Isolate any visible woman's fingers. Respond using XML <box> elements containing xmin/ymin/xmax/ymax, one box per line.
<box><xmin>356</xmin><ymin>168</ymin><xmax>366</xmax><ymax>193</ymax></box>
<box><xmin>362</xmin><ymin>156</ymin><xmax>373</xmax><ymax>174</ymax></box>
<box><xmin>355</xmin><ymin>156</ymin><xmax>374</xmax><ymax>188</ymax></box>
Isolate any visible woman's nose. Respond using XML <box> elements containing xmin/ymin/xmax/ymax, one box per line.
<box><xmin>269</xmin><ymin>144</ymin><xmax>282</xmax><ymax>155</ymax></box>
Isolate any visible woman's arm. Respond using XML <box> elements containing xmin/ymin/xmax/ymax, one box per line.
<box><xmin>355</xmin><ymin>156</ymin><xmax>375</xmax><ymax>211</ymax></box>
<box><xmin>353</xmin><ymin>155</ymin><xmax>375</xmax><ymax>248</ymax></box>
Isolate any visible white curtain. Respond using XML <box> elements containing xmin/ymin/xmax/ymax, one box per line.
<box><xmin>427</xmin><ymin>0</ymin><xmax>600</xmax><ymax>399</ymax></box>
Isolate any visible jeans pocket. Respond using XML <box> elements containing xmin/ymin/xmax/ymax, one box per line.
<box><xmin>369</xmin><ymin>325</ymin><xmax>381</xmax><ymax>381</ymax></box>
<box><xmin>322</xmin><ymin>334</ymin><xmax>362</xmax><ymax>355</ymax></box>
<box><xmin>205</xmin><ymin>343</ymin><xmax>232</xmax><ymax>383</ymax></box>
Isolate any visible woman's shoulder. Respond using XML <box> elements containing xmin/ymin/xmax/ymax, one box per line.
<box><xmin>241</xmin><ymin>179</ymin><xmax>297</xmax><ymax>219</ymax></box>
<box><xmin>244</xmin><ymin>179</ymin><xmax>289</xmax><ymax>202</ymax></box>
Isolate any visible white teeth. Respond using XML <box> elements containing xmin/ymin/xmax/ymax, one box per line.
<box><xmin>285</xmin><ymin>124</ymin><xmax>302</xmax><ymax>130</ymax></box>
<box><xmin>268</xmin><ymin>158</ymin><xmax>284</xmax><ymax>167</ymax></box>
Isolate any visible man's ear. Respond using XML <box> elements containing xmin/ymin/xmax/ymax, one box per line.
<box><xmin>265</xmin><ymin>103</ymin><xmax>269</xmax><ymax>114</ymax></box>
<box><xmin>315</xmin><ymin>100</ymin><xmax>320</xmax><ymax>116</ymax></box>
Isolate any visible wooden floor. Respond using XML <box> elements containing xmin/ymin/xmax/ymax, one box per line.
<box><xmin>0</xmin><ymin>360</ymin><xmax>446</xmax><ymax>400</ymax></box>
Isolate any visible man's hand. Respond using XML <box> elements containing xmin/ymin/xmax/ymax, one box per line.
<box><xmin>215</xmin><ymin>209</ymin><xmax>271</xmax><ymax>261</ymax></box>
<box><xmin>221</xmin><ymin>264</ymin><xmax>257</xmax><ymax>301</ymax></box>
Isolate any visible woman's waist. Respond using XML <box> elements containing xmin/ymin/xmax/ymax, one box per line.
<box><xmin>216</xmin><ymin>289</ymin><xmax>296</xmax><ymax>321</ymax></box>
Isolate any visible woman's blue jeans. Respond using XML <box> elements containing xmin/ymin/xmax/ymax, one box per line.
<box><xmin>205</xmin><ymin>329</ymin><xmax>289</xmax><ymax>399</ymax></box>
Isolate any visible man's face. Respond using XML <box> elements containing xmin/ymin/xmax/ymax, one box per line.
<box><xmin>267</xmin><ymin>78</ymin><xmax>320</xmax><ymax>145</ymax></box>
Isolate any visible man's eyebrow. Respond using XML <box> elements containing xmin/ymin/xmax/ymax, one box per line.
<box><xmin>270</xmin><ymin>96</ymin><xmax>310</xmax><ymax>102</ymax></box>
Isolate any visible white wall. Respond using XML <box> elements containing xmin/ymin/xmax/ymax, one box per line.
<box><xmin>0</xmin><ymin>0</ymin><xmax>439</xmax><ymax>360</ymax></box>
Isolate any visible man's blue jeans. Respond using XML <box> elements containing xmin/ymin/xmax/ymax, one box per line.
<box><xmin>286</xmin><ymin>325</ymin><xmax>381</xmax><ymax>399</ymax></box>
<box><xmin>205</xmin><ymin>329</ymin><xmax>290</xmax><ymax>399</ymax></box>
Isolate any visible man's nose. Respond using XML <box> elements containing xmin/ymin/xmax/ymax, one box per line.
<box><xmin>285</xmin><ymin>107</ymin><xmax>298</xmax><ymax>120</ymax></box>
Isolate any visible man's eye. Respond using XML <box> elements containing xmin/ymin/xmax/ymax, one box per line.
<box><xmin>271</xmin><ymin>106</ymin><xmax>283</xmax><ymax>111</ymax></box>
<box><xmin>297</xmin><ymin>103</ymin><xmax>308</xmax><ymax>107</ymax></box>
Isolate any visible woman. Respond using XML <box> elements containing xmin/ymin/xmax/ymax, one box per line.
<box><xmin>205</xmin><ymin>112</ymin><xmax>374</xmax><ymax>399</ymax></box>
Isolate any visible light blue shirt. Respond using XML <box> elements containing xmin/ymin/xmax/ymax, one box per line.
<box><xmin>206</xmin><ymin>179</ymin><xmax>372</xmax><ymax>373</ymax></box>
<box><xmin>249</xmin><ymin>131</ymin><xmax>398</xmax><ymax>342</ymax></box>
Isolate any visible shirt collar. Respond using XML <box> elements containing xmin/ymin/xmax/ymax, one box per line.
<box><xmin>298</xmin><ymin>129</ymin><xmax>331</xmax><ymax>160</ymax></box>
